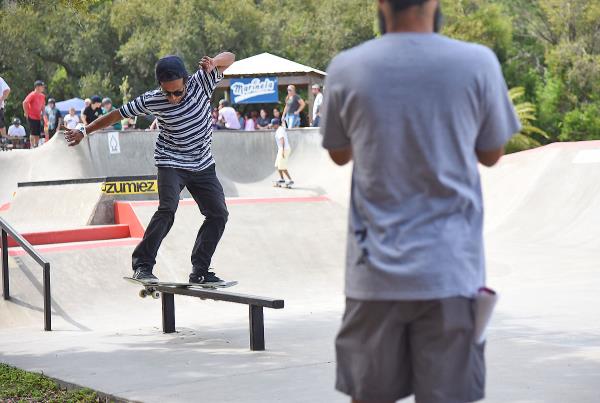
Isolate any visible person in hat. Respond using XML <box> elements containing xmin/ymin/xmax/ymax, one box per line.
<box><xmin>311</xmin><ymin>84</ymin><xmax>323</xmax><ymax>127</ymax></box>
<box><xmin>22</xmin><ymin>80</ymin><xmax>45</xmax><ymax>148</ymax></box>
<box><xmin>101</xmin><ymin>97</ymin><xmax>122</xmax><ymax>130</ymax></box>
<box><xmin>43</xmin><ymin>97</ymin><xmax>62</xmax><ymax>140</ymax></box>
<box><xmin>64</xmin><ymin>51</ymin><xmax>236</xmax><ymax>285</ymax></box>
<box><xmin>7</xmin><ymin>117</ymin><xmax>27</xmax><ymax>149</ymax></box>
<box><xmin>82</xmin><ymin>95</ymin><xmax>103</xmax><ymax>126</ymax></box>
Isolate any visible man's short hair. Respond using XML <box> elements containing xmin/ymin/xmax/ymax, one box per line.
<box><xmin>388</xmin><ymin>0</ymin><xmax>428</xmax><ymax>12</ymax></box>
<box><xmin>155</xmin><ymin>55</ymin><xmax>189</xmax><ymax>84</ymax></box>
<box><xmin>311</xmin><ymin>84</ymin><xmax>321</xmax><ymax>90</ymax></box>
<box><xmin>34</xmin><ymin>80</ymin><xmax>44</xmax><ymax>87</ymax></box>
<box><xmin>102</xmin><ymin>97</ymin><xmax>112</xmax><ymax>105</ymax></box>
<box><xmin>219</xmin><ymin>99</ymin><xmax>230</xmax><ymax>107</ymax></box>
<box><xmin>48</xmin><ymin>98</ymin><xmax>56</xmax><ymax>104</ymax></box>
<box><xmin>91</xmin><ymin>95</ymin><xmax>102</xmax><ymax>104</ymax></box>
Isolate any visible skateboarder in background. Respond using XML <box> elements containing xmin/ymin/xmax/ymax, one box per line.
<box><xmin>65</xmin><ymin>52</ymin><xmax>236</xmax><ymax>285</ymax></box>
<box><xmin>321</xmin><ymin>1</ymin><xmax>520</xmax><ymax>402</ymax></box>
<box><xmin>271</xmin><ymin>118</ymin><xmax>293</xmax><ymax>188</ymax></box>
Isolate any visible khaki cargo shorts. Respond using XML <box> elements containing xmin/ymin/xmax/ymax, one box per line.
<box><xmin>275</xmin><ymin>148</ymin><xmax>291</xmax><ymax>170</ymax></box>
<box><xmin>335</xmin><ymin>297</ymin><xmax>485</xmax><ymax>403</ymax></box>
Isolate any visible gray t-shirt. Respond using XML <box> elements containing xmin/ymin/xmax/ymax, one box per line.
<box><xmin>321</xmin><ymin>33</ymin><xmax>520</xmax><ymax>301</ymax></box>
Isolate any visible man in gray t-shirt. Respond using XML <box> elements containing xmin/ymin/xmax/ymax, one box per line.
<box><xmin>321</xmin><ymin>1</ymin><xmax>520</xmax><ymax>402</ymax></box>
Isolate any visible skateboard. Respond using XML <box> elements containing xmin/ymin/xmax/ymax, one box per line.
<box><xmin>124</xmin><ymin>277</ymin><xmax>238</xmax><ymax>299</ymax></box>
<box><xmin>273</xmin><ymin>180</ymin><xmax>294</xmax><ymax>189</ymax></box>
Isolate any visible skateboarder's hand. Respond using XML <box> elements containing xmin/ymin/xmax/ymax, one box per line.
<box><xmin>199</xmin><ymin>56</ymin><xmax>216</xmax><ymax>73</ymax></box>
<box><xmin>64</xmin><ymin>128</ymin><xmax>83</xmax><ymax>147</ymax></box>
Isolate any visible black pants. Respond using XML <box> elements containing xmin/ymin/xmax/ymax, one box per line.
<box><xmin>48</xmin><ymin>126</ymin><xmax>58</xmax><ymax>138</ymax></box>
<box><xmin>131</xmin><ymin>164</ymin><xmax>228</xmax><ymax>275</ymax></box>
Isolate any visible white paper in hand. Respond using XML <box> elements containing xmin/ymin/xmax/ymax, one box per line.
<box><xmin>473</xmin><ymin>287</ymin><xmax>498</xmax><ymax>345</ymax></box>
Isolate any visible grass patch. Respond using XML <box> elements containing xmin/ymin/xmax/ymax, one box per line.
<box><xmin>0</xmin><ymin>363</ymin><xmax>101</xmax><ymax>402</ymax></box>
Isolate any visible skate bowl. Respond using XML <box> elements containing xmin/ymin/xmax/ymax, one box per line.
<box><xmin>0</xmin><ymin>135</ymin><xmax>599</xmax><ymax>402</ymax></box>
<box><xmin>0</xmin><ymin>128</ymin><xmax>352</xmax><ymax>208</ymax></box>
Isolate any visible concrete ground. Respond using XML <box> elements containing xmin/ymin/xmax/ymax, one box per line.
<box><xmin>1</xmin><ymin>133</ymin><xmax>599</xmax><ymax>402</ymax></box>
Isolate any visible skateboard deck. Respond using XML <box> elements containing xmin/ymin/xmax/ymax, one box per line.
<box><xmin>124</xmin><ymin>277</ymin><xmax>238</xmax><ymax>299</ymax></box>
<box><xmin>273</xmin><ymin>180</ymin><xmax>293</xmax><ymax>189</ymax></box>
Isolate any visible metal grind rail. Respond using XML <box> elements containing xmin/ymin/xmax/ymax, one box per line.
<box><xmin>1</xmin><ymin>216</ymin><xmax>51</xmax><ymax>331</ymax></box>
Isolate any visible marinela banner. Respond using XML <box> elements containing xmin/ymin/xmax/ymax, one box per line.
<box><xmin>230</xmin><ymin>77</ymin><xmax>278</xmax><ymax>104</ymax></box>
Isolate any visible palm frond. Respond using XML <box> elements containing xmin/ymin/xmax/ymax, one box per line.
<box><xmin>508</xmin><ymin>86</ymin><xmax>549</xmax><ymax>151</ymax></box>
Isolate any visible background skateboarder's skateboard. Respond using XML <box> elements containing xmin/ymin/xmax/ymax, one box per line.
<box><xmin>124</xmin><ymin>277</ymin><xmax>238</xmax><ymax>299</ymax></box>
<box><xmin>273</xmin><ymin>180</ymin><xmax>294</xmax><ymax>189</ymax></box>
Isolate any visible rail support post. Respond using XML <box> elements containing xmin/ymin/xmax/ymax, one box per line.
<box><xmin>162</xmin><ymin>293</ymin><xmax>176</xmax><ymax>333</ymax></box>
<box><xmin>249</xmin><ymin>305</ymin><xmax>265</xmax><ymax>351</ymax></box>
<box><xmin>2</xmin><ymin>229</ymin><xmax>9</xmax><ymax>301</ymax></box>
<box><xmin>43</xmin><ymin>263</ymin><xmax>51</xmax><ymax>331</ymax></box>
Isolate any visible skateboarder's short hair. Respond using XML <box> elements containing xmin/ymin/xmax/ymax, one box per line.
<box><xmin>387</xmin><ymin>0</ymin><xmax>428</xmax><ymax>12</ymax></box>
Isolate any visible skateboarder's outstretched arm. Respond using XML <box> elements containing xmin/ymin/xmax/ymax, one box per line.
<box><xmin>64</xmin><ymin>109</ymin><xmax>122</xmax><ymax>147</ymax></box>
<box><xmin>199</xmin><ymin>52</ymin><xmax>235</xmax><ymax>73</ymax></box>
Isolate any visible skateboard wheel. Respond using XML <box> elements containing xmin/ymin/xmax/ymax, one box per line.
<box><xmin>152</xmin><ymin>291</ymin><xmax>160</xmax><ymax>299</ymax></box>
<box><xmin>139</xmin><ymin>289</ymin><xmax>147</xmax><ymax>298</ymax></box>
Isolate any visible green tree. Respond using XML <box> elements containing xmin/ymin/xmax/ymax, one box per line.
<box><xmin>560</xmin><ymin>103</ymin><xmax>600</xmax><ymax>141</ymax></box>
<box><xmin>442</xmin><ymin>0</ymin><xmax>513</xmax><ymax>62</ymax></box>
<box><xmin>526</xmin><ymin>0</ymin><xmax>600</xmax><ymax>140</ymax></box>
<box><xmin>0</xmin><ymin>0</ymin><xmax>122</xmax><ymax>121</ymax></box>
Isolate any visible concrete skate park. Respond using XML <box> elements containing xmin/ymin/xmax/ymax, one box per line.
<box><xmin>0</xmin><ymin>129</ymin><xmax>599</xmax><ymax>402</ymax></box>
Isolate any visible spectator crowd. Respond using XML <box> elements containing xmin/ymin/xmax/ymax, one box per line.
<box><xmin>0</xmin><ymin>74</ymin><xmax>324</xmax><ymax>151</ymax></box>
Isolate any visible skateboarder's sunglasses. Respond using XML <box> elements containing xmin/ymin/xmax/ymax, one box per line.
<box><xmin>161</xmin><ymin>88</ymin><xmax>185</xmax><ymax>98</ymax></box>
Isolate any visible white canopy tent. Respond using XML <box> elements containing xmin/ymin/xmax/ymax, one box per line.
<box><xmin>218</xmin><ymin>53</ymin><xmax>326</xmax><ymax>122</ymax></box>
<box><xmin>222</xmin><ymin>52</ymin><xmax>326</xmax><ymax>77</ymax></box>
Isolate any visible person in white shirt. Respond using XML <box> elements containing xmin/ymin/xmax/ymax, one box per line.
<box><xmin>0</xmin><ymin>76</ymin><xmax>11</xmax><ymax>138</ymax></box>
<box><xmin>272</xmin><ymin>118</ymin><xmax>293</xmax><ymax>187</ymax></box>
<box><xmin>217</xmin><ymin>99</ymin><xmax>241</xmax><ymax>129</ymax></box>
<box><xmin>7</xmin><ymin>117</ymin><xmax>27</xmax><ymax>149</ymax></box>
<box><xmin>311</xmin><ymin>84</ymin><xmax>323</xmax><ymax>127</ymax></box>
<box><xmin>63</xmin><ymin>107</ymin><xmax>81</xmax><ymax>129</ymax></box>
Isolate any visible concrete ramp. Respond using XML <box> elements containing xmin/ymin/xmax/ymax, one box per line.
<box><xmin>0</xmin><ymin>182</ymin><xmax>105</xmax><ymax>233</ymax></box>
<box><xmin>0</xmin><ymin>197</ymin><xmax>348</xmax><ymax>402</ymax></box>
<box><xmin>482</xmin><ymin>142</ymin><xmax>600</xmax><ymax>352</ymax></box>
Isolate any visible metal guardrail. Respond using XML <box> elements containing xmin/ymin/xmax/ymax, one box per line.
<box><xmin>1</xmin><ymin>216</ymin><xmax>51</xmax><ymax>331</ymax></box>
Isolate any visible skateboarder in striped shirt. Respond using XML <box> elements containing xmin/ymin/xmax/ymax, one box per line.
<box><xmin>65</xmin><ymin>52</ymin><xmax>236</xmax><ymax>285</ymax></box>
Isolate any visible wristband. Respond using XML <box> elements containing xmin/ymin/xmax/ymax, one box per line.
<box><xmin>78</xmin><ymin>126</ymin><xmax>87</xmax><ymax>137</ymax></box>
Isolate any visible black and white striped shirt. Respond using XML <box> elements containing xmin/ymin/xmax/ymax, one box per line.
<box><xmin>119</xmin><ymin>68</ymin><xmax>223</xmax><ymax>171</ymax></box>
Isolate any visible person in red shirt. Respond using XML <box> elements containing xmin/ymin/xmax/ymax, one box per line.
<box><xmin>22</xmin><ymin>80</ymin><xmax>46</xmax><ymax>148</ymax></box>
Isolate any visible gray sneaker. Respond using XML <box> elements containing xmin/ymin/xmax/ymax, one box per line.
<box><xmin>133</xmin><ymin>267</ymin><xmax>159</xmax><ymax>283</ymax></box>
